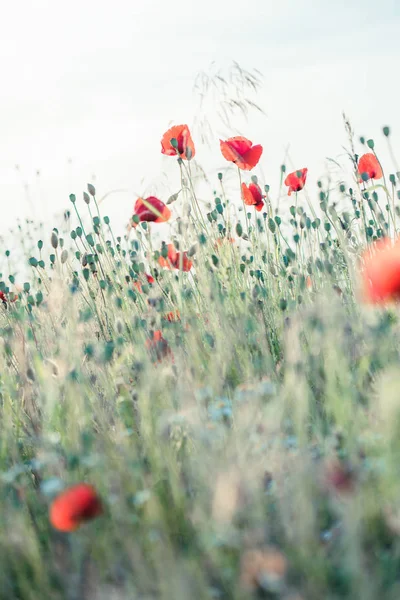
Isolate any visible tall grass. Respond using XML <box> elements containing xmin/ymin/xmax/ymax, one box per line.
<box><xmin>1</xmin><ymin>79</ymin><xmax>400</xmax><ymax>600</ymax></box>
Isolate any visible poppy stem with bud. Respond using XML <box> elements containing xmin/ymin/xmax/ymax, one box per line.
<box><xmin>238</xmin><ymin>167</ymin><xmax>250</xmax><ymax>235</ymax></box>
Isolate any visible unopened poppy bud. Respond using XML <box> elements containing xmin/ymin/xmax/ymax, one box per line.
<box><xmin>167</xmin><ymin>193</ymin><xmax>179</xmax><ymax>205</ymax></box>
<box><xmin>383</xmin><ymin>126</ymin><xmax>390</xmax><ymax>137</ymax></box>
<box><xmin>26</xmin><ymin>367</ymin><xmax>35</xmax><ymax>382</ymax></box>
<box><xmin>51</xmin><ymin>231</ymin><xmax>58</xmax><ymax>249</ymax></box>
<box><xmin>83</xmin><ymin>192</ymin><xmax>90</xmax><ymax>204</ymax></box>
<box><xmin>61</xmin><ymin>250</ymin><xmax>68</xmax><ymax>264</ymax></box>
<box><xmin>87</xmin><ymin>183</ymin><xmax>96</xmax><ymax>196</ymax></box>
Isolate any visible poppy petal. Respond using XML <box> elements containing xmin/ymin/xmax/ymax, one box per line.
<box><xmin>241</xmin><ymin>145</ymin><xmax>263</xmax><ymax>170</ymax></box>
<box><xmin>161</xmin><ymin>124</ymin><xmax>195</xmax><ymax>160</ymax></box>
<box><xmin>358</xmin><ymin>153</ymin><xmax>383</xmax><ymax>181</ymax></box>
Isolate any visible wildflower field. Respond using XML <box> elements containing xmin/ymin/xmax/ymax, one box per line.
<box><xmin>2</xmin><ymin>90</ymin><xmax>400</xmax><ymax>600</ymax></box>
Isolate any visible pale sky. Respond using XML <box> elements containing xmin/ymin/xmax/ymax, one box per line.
<box><xmin>1</xmin><ymin>0</ymin><xmax>399</xmax><ymax>245</ymax></box>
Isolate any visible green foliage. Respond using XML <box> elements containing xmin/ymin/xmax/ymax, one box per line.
<box><xmin>0</xmin><ymin>115</ymin><xmax>400</xmax><ymax>600</ymax></box>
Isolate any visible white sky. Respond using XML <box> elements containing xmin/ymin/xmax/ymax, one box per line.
<box><xmin>1</xmin><ymin>0</ymin><xmax>399</xmax><ymax>243</ymax></box>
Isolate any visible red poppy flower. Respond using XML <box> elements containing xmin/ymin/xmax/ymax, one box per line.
<box><xmin>163</xmin><ymin>310</ymin><xmax>181</xmax><ymax>322</ymax></box>
<box><xmin>158</xmin><ymin>243</ymin><xmax>193</xmax><ymax>272</ymax></box>
<box><xmin>220</xmin><ymin>136</ymin><xmax>263</xmax><ymax>171</ymax></box>
<box><xmin>146</xmin><ymin>330</ymin><xmax>172</xmax><ymax>362</ymax></box>
<box><xmin>362</xmin><ymin>237</ymin><xmax>400</xmax><ymax>303</ymax></box>
<box><xmin>50</xmin><ymin>483</ymin><xmax>102</xmax><ymax>532</ymax></box>
<box><xmin>0</xmin><ymin>290</ymin><xmax>17</xmax><ymax>305</ymax></box>
<box><xmin>241</xmin><ymin>182</ymin><xmax>265</xmax><ymax>211</ymax></box>
<box><xmin>358</xmin><ymin>153</ymin><xmax>383</xmax><ymax>182</ymax></box>
<box><xmin>133</xmin><ymin>273</ymin><xmax>155</xmax><ymax>293</ymax></box>
<box><xmin>161</xmin><ymin>124</ymin><xmax>195</xmax><ymax>160</ymax></box>
<box><xmin>132</xmin><ymin>197</ymin><xmax>171</xmax><ymax>226</ymax></box>
<box><xmin>214</xmin><ymin>237</ymin><xmax>235</xmax><ymax>250</ymax></box>
<box><xmin>284</xmin><ymin>168</ymin><xmax>308</xmax><ymax>196</ymax></box>
<box><xmin>324</xmin><ymin>458</ymin><xmax>355</xmax><ymax>496</ymax></box>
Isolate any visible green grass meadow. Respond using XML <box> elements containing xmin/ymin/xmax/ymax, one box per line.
<box><xmin>1</xmin><ymin>95</ymin><xmax>400</xmax><ymax>600</ymax></box>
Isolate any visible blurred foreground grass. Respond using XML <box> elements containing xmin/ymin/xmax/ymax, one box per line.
<box><xmin>1</xmin><ymin>115</ymin><xmax>400</xmax><ymax>600</ymax></box>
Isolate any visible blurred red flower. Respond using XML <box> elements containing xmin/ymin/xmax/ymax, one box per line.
<box><xmin>241</xmin><ymin>182</ymin><xmax>265</xmax><ymax>211</ymax></box>
<box><xmin>158</xmin><ymin>243</ymin><xmax>193</xmax><ymax>272</ymax></box>
<box><xmin>284</xmin><ymin>168</ymin><xmax>308</xmax><ymax>196</ymax></box>
<box><xmin>358</xmin><ymin>153</ymin><xmax>383</xmax><ymax>182</ymax></box>
<box><xmin>324</xmin><ymin>458</ymin><xmax>355</xmax><ymax>496</ymax></box>
<box><xmin>161</xmin><ymin>124</ymin><xmax>195</xmax><ymax>160</ymax></box>
<box><xmin>133</xmin><ymin>273</ymin><xmax>155</xmax><ymax>293</ymax></box>
<box><xmin>220</xmin><ymin>136</ymin><xmax>263</xmax><ymax>171</ymax></box>
<box><xmin>163</xmin><ymin>310</ymin><xmax>181</xmax><ymax>322</ymax></box>
<box><xmin>132</xmin><ymin>197</ymin><xmax>171</xmax><ymax>226</ymax></box>
<box><xmin>50</xmin><ymin>483</ymin><xmax>102</xmax><ymax>532</ymax></box>
<box><xmin>214</xmin><ymin>237</ymin><xmax>235</xmax><ymax>250</ymax></box>
<box><xmin>0</xmin><ymin>290</ymin><xmax>17</xmax><ymax>305</ymax></box>
<box><xmin>362</xmin><ymin>237</ymin><xmax>400</xmax><ymax>303</ymax></box>
<box><xmin>146</xmin><ymin>330</ymin><xmax>172</xmax><ymax>362</ymax></box>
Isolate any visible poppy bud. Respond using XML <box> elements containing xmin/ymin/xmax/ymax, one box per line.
<box><xmin>87</xmin><ymin>183</ymin><xmax>96</xmax><ymax>197</ymax></box>
<box><xmin>51</xmin><ymin>231</ymin><xmax>58</xmax><ymax>249</ymax></box>
<box><xmin>167</xmin><ymin>193</ymin><xmax>179</xmax><ymax>205</ymax></box>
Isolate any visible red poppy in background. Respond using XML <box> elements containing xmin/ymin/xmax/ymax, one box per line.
<box><xmin>50</xmin><ymin>483</ymin><xmax>102</xmax><ymax>532</ymax></box>
<box><xmin>146</xmin><ymin>330</ymin><xmax>172</xmax><ymax>362</ymax></box>
<box><xmin>133</xmin><ymin>273</ymin><xmax>155</xmax><ymax>293</ymax></box>
<box><xmin>358</xmin><ymin>153</ymin><xmax>383</xmax><ymax>182</ymax></box>
<box><xmin>241</xmin><ymin>182</ymin><xmax>265</xmax><ymax>211</ymax></box>
<box><xmin>132</xmin><ymin>197</ymin><xmax>171</xmax><ymax>226</ymax></box>
<box><xmin>220</xmin><ymin>136</ymin><xmax>263</xmax><ymax>171</ymax></box>
<box><xmin>214</xmin><ymin>237</ymin><xmax>235</xmax><ymax>250</ymax></box>
<box><xmin>158</xmin><ymin>243</ymin><xmax>193</xmax><ymax>272</ymax></box>
<box><xmin>324</xmin><ymin>458</ymin><xmax>355</xmax><ymax>496</ymax></box>
<box><xmin>362</xmin><ymin>237</ymin><xmax>400</xmax><ymax>303</ymax></box>
<box><xmin>0</xmin><ymin>291</ymin><xmax>17</xmax><ymax>306</ymax></box>
<box><xmin>284</xmin><ymin>168</ymin><xmax>308</xmax><ymax>196</ymax></box>
<box><xmin>163</xmin><ymin>310</ymin><xmax>181</xmax><ymax>322</ymax></box>
<box><xmin>161</xmin><ymin>124</ymin><xmax>195</xmax><ymax>160</ymax></box>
